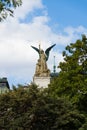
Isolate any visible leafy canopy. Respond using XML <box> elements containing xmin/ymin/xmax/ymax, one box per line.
<box><xmin>48</xmin><ymin>35</ymin><xmax>87</xmax><ymax>103</ymax></box>
<box><xmin>0</xmin><ymin>0</ymin><xmax>22</xmax><ymax>21</ymax></box>
<box><xmin>0</xmin><ymin>84</ymin><xmax>85</xmax><ymax>130</ymax></box>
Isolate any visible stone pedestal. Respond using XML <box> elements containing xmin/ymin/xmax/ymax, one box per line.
<box><xmin>33</xmin><ymin>76</ymin><xmax>50</xmax><ymax>88</ymax></box>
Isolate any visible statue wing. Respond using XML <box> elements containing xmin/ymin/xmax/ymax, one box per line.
<box><xmin>31</xmin><ymin>46</ymin><xmax>40</xmax><ymax>54</ymax></box>
<box><xmin>45</xmin><ymin>44</ymin><xmax>56</xmax><ymax>61</ymax></box>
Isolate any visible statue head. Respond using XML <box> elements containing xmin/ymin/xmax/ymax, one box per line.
<box><xmin>40</xmin><ymin>49</ymin><xmax>44</xmax><ymax>54</ymax></box>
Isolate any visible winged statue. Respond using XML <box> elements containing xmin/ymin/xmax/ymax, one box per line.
<box><xmin>31</xmin><ymin>44</ymin><xmax>56</xmax><ymax>61</ymax></box>
<box><xmin>31</xmin><ymin>44</ymin><xmax>56</xmax><ymax>76</ymax></box>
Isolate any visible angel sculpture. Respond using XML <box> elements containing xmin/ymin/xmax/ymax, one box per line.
<box><xmin>31</xmin><ymin>44</ymin><xmax>56</xmax><ymax>77</ymax></box>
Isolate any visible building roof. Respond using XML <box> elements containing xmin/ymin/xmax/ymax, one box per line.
<box><xmin>50</xmin><ymin>72</ymin><xmax>59</xmax><ymax>78</ymax></box>
<box><xmin>0</xmin><ymin>77</ymin><xmax>10</xmax><ymax>89</ymax></box>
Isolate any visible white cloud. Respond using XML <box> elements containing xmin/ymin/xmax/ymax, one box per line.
<box><xmin>0</xmin><ymin>0</ymin><xmax>87</xmax><ymax>87</ymax></box>
<box><xmin>14</xmin><ymin>0</ymin><xmax>44</xmax><ymax>19</ymax></box>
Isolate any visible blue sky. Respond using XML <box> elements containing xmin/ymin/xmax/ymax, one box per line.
<box><xmin>43</xmin><ymin>0</ymin><xmax>87</xmax><ymax>27</ymax></box>
<box><xmin>0</xmin><ymin>0</ymin><xmax>87</xmax><ymax>87</ymax></box>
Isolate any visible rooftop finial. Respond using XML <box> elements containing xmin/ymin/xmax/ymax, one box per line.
<box><xmin>53</xmin><ymin>56</ymin><xmax>56</xmax><ymax>73</ymax></box>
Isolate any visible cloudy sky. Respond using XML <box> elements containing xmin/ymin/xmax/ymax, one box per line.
<box><xmin>0</xmin><ymin>0</ymin><xmax>87</xmax><ymax>87</ymax></box>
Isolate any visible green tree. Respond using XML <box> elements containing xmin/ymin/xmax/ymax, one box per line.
<box><xmin>0</xmin><ymin>84</ymin><xmax>85</xmax><ymax>130</ymax></box>
<box><xmin>48</xmin><ymin>35</ymin><xmax>87</xmax><ymax>104</ymax></box>
<box><xmin>47</xmin><ymin>35</ymin><xmax>87</xmax><ymax>128</ymax></box>
<box><xmin>0</xmin><ymin>0</ymin><xmax>22</xmax><ymax>21</ymax></box>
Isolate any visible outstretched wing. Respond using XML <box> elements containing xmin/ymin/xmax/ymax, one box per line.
<box><xmin>31</xmin><ymin>46</ymin><xmax>40</xmax><ymax>54</ymax></box>
<box><xmin>45</xmin><ymin>44</ymin><xmax>56</xmax><ymax>61</ymax></box>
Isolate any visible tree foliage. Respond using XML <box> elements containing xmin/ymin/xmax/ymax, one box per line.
<box><xmin>0</xmin><ymin>0</ymin><xmax>22</xmax><ymax>21</ymax></box>
<box><xmin>0</xmin><ymin>84</ymin><xmax>85</xmax><ymax>130</ymax></box>
<box><xmin>48</xmin><ymin>35</ymin><xmax>87</xmax><ymax>103</ymax></box>
<box><xmin>47</xmin><ymin>35</ymin><xmax>87</xmax><ymax>129</ymax></box>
